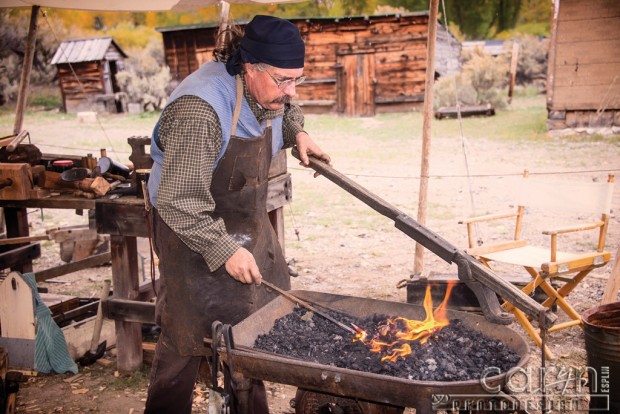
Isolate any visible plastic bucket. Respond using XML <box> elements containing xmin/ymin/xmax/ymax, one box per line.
<box><xmin>582</xmin><ymin>301</ymin><xmax>620</xmax><ymax>412</ymax></box>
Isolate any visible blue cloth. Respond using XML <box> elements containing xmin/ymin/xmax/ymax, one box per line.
<box><xmin>20</xmin><ymin>272</ymin><xmax>78</xmax><ymax>374</ymax></box>
<box><xmin>148</xmin><ymin>61</ymin><xmax>284</xmax><ymax>207</ymax></box>
<box><xmin>226</xmin><ymin>15</ymin><xmax>305</xmax><ymax>75</ymax></box>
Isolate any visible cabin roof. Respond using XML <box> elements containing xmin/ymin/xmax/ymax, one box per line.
<box><xmin>156</xmin><ymin>12</ymin><xmax>430</xmax><ymax>32</ymax></box>
<box><xmin>51</xmin><ymin>37</ymin><xmax>127</xmax><ymax>65</ymax></box>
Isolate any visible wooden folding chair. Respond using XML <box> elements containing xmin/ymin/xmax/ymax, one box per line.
<box><xmin>460</xmin><ymin>171</ymin><xmax>615</xmax><ymax>359</ymax></box>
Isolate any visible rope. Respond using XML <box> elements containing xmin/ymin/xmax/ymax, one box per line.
<box><xmin>288</xmin><ymin>165</ymin><xmax>619</xmax><ymax>180</ymax></box>
<box><xmin>440</xmin><ymin>0</ymin><xmax>484</xmax><ymax>245</ymax></box>
<box><xmin>41</xmin><ymin>10</ymin><xmax>122</xmax><ymax>162</ymax></box>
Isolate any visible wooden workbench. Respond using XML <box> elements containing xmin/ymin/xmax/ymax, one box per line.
<box><xmin>0</xmin><ymin>157</ymin><xmax>292</xmax><ymax>372</ymax></box>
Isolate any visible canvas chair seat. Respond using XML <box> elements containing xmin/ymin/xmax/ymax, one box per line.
<box><xmin>478</xmin><ymin>245</ymin><xmax>579</xmax><ymax>268</ymax></box>
<box><xmin>460</xmin><ymin>171</ymin><xmax>615</xmax><ymax>360</ymax></box>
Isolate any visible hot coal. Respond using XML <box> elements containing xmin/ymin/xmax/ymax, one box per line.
<box><xmin>253</xmin><ymin>307</ymin><xmax>520</xmax><ymax>382</ymax></box>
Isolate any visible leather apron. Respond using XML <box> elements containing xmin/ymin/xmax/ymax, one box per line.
<box><xmin>153</xmin><ymin>77</ymin><xmax>290</xmax><ymax>356</ymax></box>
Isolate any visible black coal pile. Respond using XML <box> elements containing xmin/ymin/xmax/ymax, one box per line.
<box><xmin>253</xmin><ymin>307</ymin><xmax>520</xmax><ymax>382</ymax></box>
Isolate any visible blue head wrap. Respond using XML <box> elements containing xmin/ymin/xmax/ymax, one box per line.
<box><xmin>226</xmin><ymin>15</ymin><xmax>305</xmax><ymax>76</ymax></box>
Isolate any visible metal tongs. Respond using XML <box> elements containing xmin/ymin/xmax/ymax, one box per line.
<box><xmin>209</xmin><ymin>321</ymin><xmax>232</xmax><ymax>414</ymax></box>
<box><xmin>261</xmin><ymin>280</ymin><xmax>357</xmax><ymax>335</ymax></box>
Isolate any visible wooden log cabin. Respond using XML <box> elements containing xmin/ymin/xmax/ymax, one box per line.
<box><xmin>157</xmin><ymin>13</ymin><xmax>460</xmax><ymax>117</ymax></box>
<box><xmin>51</xmin><ymin>37</ymin><xmax>128</xmax><ymax>114</ymax></box>
<box><xmin>546</xmin><ymin>0</ymin><xmax>620</xmax><ymax>130</ymax></box>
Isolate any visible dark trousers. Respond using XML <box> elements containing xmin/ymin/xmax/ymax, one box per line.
<box><xmin>144</xmin><ymin>336</ymin><xmax>269</xmax><ymax>414</ymax></box>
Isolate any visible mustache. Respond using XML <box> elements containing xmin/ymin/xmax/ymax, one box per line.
<box><xmin>271</xmin><ymin>95</ymin><xmax>292</xmax><ymax>105</ymax></box>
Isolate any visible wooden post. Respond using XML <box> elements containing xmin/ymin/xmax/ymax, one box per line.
<box><xmin>110</xmin><ymin>235</ymin><xmax>142</xmax><ymax>372</ymax></box>
<box><xmin>13</xmin><ymin>6</ymin><xmax>40</xmax><ymax>136</ymax></box>
<box><xmin>2</xmin><ymin>208</ymin><xmax>32</xmax><ymax>273</ymax></box>
<box><xmin>602</xmin><ymin>247</ymin><xmax>620</xmax><ymax>305</ymax></box>
<box><xmin>215</xmin><ymin>1</ymin><xmax>230</xmax><ymax>50</ymax></box>
<box><xmin>413</xmin><ymin>0</ymin><xmax>439</xmax><ymax>276</ymax></box>
<box><xmin>546</xmin><ymin>0</ymin><xmax>560</xmax><ymax>111</ymax></box>
<box><xmin>507</xmin><ymin>42</ymin><xmax>520</xmax><ymax>104</ymax></box>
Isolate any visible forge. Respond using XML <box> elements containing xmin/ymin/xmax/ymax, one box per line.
<box><xmin>220</xmin><ymin>290</ymin><xmax>530</xmax><ymax>414</ymax></box>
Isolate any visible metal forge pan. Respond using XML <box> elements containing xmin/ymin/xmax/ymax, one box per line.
<box><xmin>222</xmin><ymin>290</ymin><xmax>530</xmax><ymax>413</ymax></box>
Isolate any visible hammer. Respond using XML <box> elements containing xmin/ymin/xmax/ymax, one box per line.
<box><xmin>6</xmin><ymin>130</ymin><xmax>29</xmax><ymax>152</ymax></box>
<box><xmin>79</xmin><ymin>279</ymin><xmax>112</xmax><ymax>366</ymax></box>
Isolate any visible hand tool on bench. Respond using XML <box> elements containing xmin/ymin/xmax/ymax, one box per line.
<box><xmin>2</xmin><ymin>130</ymin><xmax>29</xmax><ymax>152</ymax></box>
<box><xmin>78</xmin><ymin>279</ymin><xmax>111</xmax><ymax>366</ymax></box>
<box><xmin>291</xmin><ymin>148</ymin><xmax>557</xmax><ymax>328</ymax></box>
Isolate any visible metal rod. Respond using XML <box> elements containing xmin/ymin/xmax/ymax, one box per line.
<box><xmin>291</xmin><ymin>149</ymin><xmax>556</xmax><ymax>327</ymax></box>
<box><xmin>261</xmin><ymin>280</ymin><xmax>356</xmax><ymax>334</ymax></box>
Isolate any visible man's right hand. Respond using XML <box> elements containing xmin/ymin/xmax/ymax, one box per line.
<box><xmin>225</xmin><ymin>247</ymin><xmax>262</xmax><ymax>285</ymax></box>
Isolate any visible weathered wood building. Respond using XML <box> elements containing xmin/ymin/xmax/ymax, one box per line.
<box><xmin>51</xmin><ymin>37</ymin><xmax>128</xmax><ymax>114</ymax></box>
<box><xmin>157</xmin><ymin>13</ymin><xmax>460</xmax><ymax>117</ymax></box>
<box><xmin>546</xmin><ymin>0</ymin><xmax>620</xmax><ymax>130</ymax></box>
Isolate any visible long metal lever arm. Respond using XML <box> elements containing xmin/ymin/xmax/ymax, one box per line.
<box><xmin>291</xmin><ymin>148</ymin><xmax>556</xmax><ymax>327</ymax></box>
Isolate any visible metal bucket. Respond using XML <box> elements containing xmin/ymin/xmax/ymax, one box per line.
<box><xmin>582</xmin><ymin>301</ymin><xmax>620</xmax><ymax>412</ymax></box>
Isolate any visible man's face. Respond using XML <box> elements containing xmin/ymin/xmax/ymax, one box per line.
<box><xmin>245</xmin><ymin>64</ymin><xmax>304</xmax><ymax>111</ymax></box>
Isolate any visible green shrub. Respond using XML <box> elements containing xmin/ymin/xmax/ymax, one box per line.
<box><xmin>27</xmin><ymin>85</ymin><xmax>62</xmax><ymax>110</ymax></box>
<box><xmin>434</xmin><ymin>47</ymin><xmax>509</xmax><ymax>109</ymax></box>
<box><xmin>505</xmin><ymin>34</ymin><xmax>548</xmax><ymax>88</ymax></box>
<box><xmin>116</xmin><ymin>38</ymin><xmax>172</xmax><ymax>111</ymax></box>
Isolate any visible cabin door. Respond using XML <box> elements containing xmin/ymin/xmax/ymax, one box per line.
<box><xmin>336</xmin><ymin>51</ymin><xmax>375</xmax><ymax>117</ymax></box>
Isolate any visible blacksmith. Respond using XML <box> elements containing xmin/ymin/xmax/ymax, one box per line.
<box><xmin>144</xmin><ymin>15</ymin><xmax>330</xmax><ymax>414</ymax></box>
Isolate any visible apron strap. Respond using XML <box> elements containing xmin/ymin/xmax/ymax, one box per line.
<box><xmin>231</xmin><ymin>75</ymin><xmax>243</xmax><ymax>137</ymax></box>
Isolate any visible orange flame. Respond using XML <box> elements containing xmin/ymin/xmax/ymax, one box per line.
<box><xmin>354</xmin><ymin>282</ymin><xmax>455</xmax><ymax>363</ymax></box>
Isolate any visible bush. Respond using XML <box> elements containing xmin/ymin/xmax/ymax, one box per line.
<box><xmin>116</xmin><ymin>38</ymin><xmax>172</xmax><ymax>111</ymax></box>
<box><xmin>0</xmin><ymin>10</ymin><xmax>71</xmax><ymax>107</ymax></box>
<box><xmin>505</xmin><ymin>34</ymin><xmax>548</xmax><ymax>88</ymax></box>
<box><xmin>434</xmin><ymin>47</ymin><xmax>509</xmax><ymax>109</ymax></box>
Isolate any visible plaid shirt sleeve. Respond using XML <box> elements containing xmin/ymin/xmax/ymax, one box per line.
<box><xmin>282</xmin><ymin>103</ymin><xmax>305</xmax><ymax>148</ymax></box>
<box><xmin>156</xmin><ymin>95</ymin><xmax>240</xmax><ymax>271</ymax></box>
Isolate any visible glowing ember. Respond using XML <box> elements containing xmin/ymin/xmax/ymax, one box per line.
<box><xmin>354</xmin><ymin>283</ymin><xmax>455</xmax><ymax>362</ymax></box>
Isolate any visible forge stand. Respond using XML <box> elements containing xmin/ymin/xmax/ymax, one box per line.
<box><xmin>215</xmin><ymin>291</ymin><xmax>531</xmax><ymax>414</ymax></box>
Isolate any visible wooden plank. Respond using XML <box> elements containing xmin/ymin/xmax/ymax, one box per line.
<box><xmin>96</xmin><ymin>200</ymin><xmax>148</xmax><ymax>238</ymax></box>
<box><xmin>0</xmin><ymin>235</ymin><xmax>49</xmax><ymax>246</ymax></box>
<box><xmin>435</xmin><ymin>104</ymin><xmax>495</xmax><ymax>119</ymax></box>
<box><xmin>266</xmin><ymin>173</ymin><xmax>292</xmax><ymax>212</ymax></box>
<box><xmin>35</xmin><ymin>252</ymin><xmax>111</xmax><ymax>282</ymax></box>
<box><xmin>0</xmin><ymin>195</ymin><xmax>95</xmax><ymax>210</ymax></box>
<box><xmin>558</xmin><ymin>0</ymin><xmax>620</xmax><ymax>21</ymax></box>
<box><xmin>551</xmin><ymin>84</ymin><xmax>620</xmax><ymax>110</ymax></box>
<box><xmin>51</xmin><ymin>227</ymin><xmax>98</xmax><ymax>243</ymax></box>
<box><xmin>0</xmin><ymin>272</ymin><xmax>35</xmax><ymax>340</ymax></box>
<box><xmin>269</xmin><ymin>208</ymin><xmax>286</xmax><ymax>257</ymax></box>
<box><xmin>0</xmin><ymin>244</ymin><xmax>40</xmax><ymax>271</ymax></box>
<box><xmin>103</xmin><ymin>297</ymin><xmax>155</xmax><ymax>324</ymax></box>
<box><xmin>40</xmin><ymin>293</ymin><xmax>79</xmax><ymax>315</ymax></box>
<box><xmin>555</xmin><ymin>39</ymin><xmax>620</xmax><ymax>65</ymax></box>
<box><xmin>53</xmin><ymin>300</ymin><xmax>98</xmax><ymax>325</ymax></box>
<box><xmin>556</xmin><ymin>16</ymin><xmax>620</xmax><ymax>43</ymax></box>
<box><xmin>554</xmin><ymin>62</ymin><xmax>620</xmax><ymax>88</ymax></box>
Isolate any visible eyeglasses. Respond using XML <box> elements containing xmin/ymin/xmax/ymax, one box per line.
<box><xmin>265</xmin><ymin>70</ymin><xmax>306</xmax><ymax>90</ymax></box>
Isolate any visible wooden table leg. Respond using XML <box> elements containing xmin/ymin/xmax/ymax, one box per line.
<box><xmin>110</xmin><ymin>234</ymin><xmax>143</xmax><ymax>372</ymax></box>
<box><xmin>2</xmin><ymin>207</ymin><xmax>32</xmax><ymax>273</ymax></box>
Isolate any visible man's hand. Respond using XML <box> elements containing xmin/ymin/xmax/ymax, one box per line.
<box><xmin>295</xmin><ymin>131</ymin><xmax>331</xmax><ymax>177</ymax></box>
<box><xmin>225</xmin><ymin>247</ymin><xmax>262</xmax><ymax>285</ymax></box>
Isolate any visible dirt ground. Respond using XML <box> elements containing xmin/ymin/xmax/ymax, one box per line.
<box><xmin>6</xmin><ymin>95</ymin><xmax>620</xmax><ymax>413</ymax></box>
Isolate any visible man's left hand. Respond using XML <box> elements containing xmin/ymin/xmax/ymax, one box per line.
<box><xmin>295</xmin><ymin>131</ymin><xmax>331</xmax><ymax>177</ymax></box>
